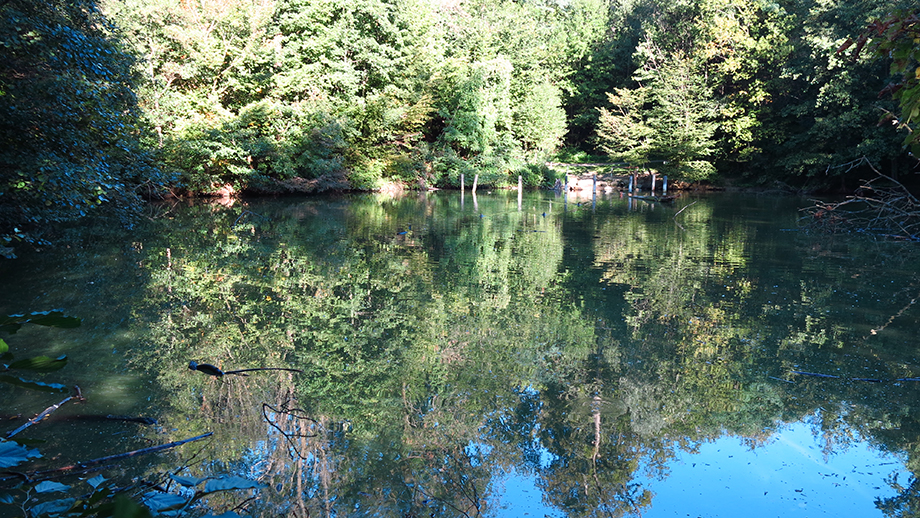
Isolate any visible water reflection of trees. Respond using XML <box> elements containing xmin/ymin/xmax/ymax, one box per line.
<box><xmin>131</xmin><ymin>193</ymin><xmax>920</xmax><ymax>516</ymax></box>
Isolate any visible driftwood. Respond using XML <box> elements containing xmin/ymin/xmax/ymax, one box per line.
<box><xmin>1</xmin><ymin>414</ymin><xmax>157</xmax><ymax>426</ymax></box>
<box><xmin>800</xmin><ymin>158</ymin><xmax>920</xmax><ymax>240</ymax></box>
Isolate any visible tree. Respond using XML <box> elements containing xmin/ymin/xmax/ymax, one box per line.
<box><xmin>597</xmin><ymin>38</ymin><xmax>718</xmax><ymax>180</ymax></box>
<box><xmin>596</xmin><ymin>88</ymin><xmax>654</xmax><ymax>165</ymax></box>
<box><xmin>0</xmin><ymin>0</ymin><xmax>157</xmax><ymax>256</ymax></box>
<box><xmin>843</xmin><ymin>9</ymin><xmax>920</xmax><ymax>157</ymax></box>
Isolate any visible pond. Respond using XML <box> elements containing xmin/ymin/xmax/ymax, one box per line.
<box><xmin>2</xmin><ymin>189</ymin><xmax>920</xmax><ymax>517</ymax></box>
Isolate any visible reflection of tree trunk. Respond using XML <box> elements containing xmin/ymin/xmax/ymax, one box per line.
<box><xmin>592</xmin><ymin>394</ymin><xmax>601</xmax><ymax>462</ymax></box>
<box><xmin>320</xmin><ymin>416</ymin><xmax>333</xmax><ymax>517</ymax></box>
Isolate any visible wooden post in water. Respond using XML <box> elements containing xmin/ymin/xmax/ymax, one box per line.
<box><xmin>628</xmin><ymin>173</ymin><xmax>634</xmax><ymax>193</ymax></box>
<box><xmin>518</xmin><ymin>175</ymin><xmax>523</xmax><ymax>211</ymax></box>
<box><xmin>663</xmin><ymin>175</ymin><xmax>668</xmax><ymax>195</ymax></box>
<box><xmin>472</xmin><ymin>174</ymin><xmax>479</xmax><ymax>193</ymax></box>
<box><xmin>460</xmin><ymin>174</ymin><xmax>465</xmax><ymax>208</ymax></box>
<box><xmin>592</xmin><ymin>182</ymin><xmax>597</xmax><ymax>210</ymax></box>
<box><xmin>651</xmin><ymin>173</ymin><xmax>657</xmax><ymax>193</ymax></box>
<box><xmin>592</xmin><ymin>174</ymin><xmax>597</xmax><ymax>194</ymax></box>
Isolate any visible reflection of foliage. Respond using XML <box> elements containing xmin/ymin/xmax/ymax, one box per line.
<box><xmin>0</xmin><ymin>313</ymin><xmax>263</xmax><ymax>518</ymax></box>
<box><xmin>107</xmin><ymin>193</ymin><xmax>920</xmax><ymax>515</ymax></box>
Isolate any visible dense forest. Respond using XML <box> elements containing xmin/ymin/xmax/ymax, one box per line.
<box><xmin>0</xmin><ymin>0</ymin><xmax>918</xmax><ymax>252</ymax></box>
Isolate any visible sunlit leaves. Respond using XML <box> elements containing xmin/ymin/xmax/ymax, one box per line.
<box><xmin>598</xmin><ymin>45</ymin><xmax>718</xmax><ymax>180</ymax></box>
<box><xmin>847</xmin><ymin>10</ymin><xmax>920</xmax><ymax>155</ymax></box>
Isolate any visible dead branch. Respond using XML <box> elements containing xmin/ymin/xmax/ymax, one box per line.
<box><xmin>0</xmin><ymin>432</ymin><xmax>214</xmax><ymax>485</ymax></box>
<box><xmin>4</xmin><ymin>386</ymin><xmax>85</xmax><ymax>439</ymax></box>
<box><xmin>801</xmin><ymin>158</ymin><xmax>920</xmax><ymax>240</ymax></box>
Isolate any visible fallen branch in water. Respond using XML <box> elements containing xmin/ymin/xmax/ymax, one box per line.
<box><xmin>673</xmin><ymin>200</ymin><xmax>698</xmax><ymax>219</ymax></box>
<box><xmin>5</xmin><ymin>386</ymin><xmax>85</xmax><ymax>439</ymax></box>
<box><xmin>800</xmin><ymin>158</ymin><xmax>920</xmax><ymax>240</ymax></box>
<box><xmin>0</xmin><ymin>432</ymin><xmax>213</xmax><ymax>484</ymax></box>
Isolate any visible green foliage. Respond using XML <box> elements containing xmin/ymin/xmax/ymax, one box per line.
<box><xmin>162</xmin><ymin>101</ymin><xmax>349</xmax><ymax>193</ymax></box>
<box><xmin>4</xmin><ymin>0</ymin><xmax>915</xmax><ymax>217</ymax></box>
<box><xmin>513</xmin><ymin>76</ymin><xmax>569</xmax><ymax>154</ymax></box>
<box><xmin>597</xmin><ymin>88</ymin><xmax>655</xmax><ymax>166</ymax></box>
<box><xmin>846</xmin><ymin>10</ymin><xmax>920</xmax><ymax>156</ymax></box>
<box><xmin>598</xmin><ymin>43</ymin><xmax>719</xmax><ymax>180</ymax></box>
<box><xmin>585</xmin><ymin>0</ymin><xmax>915</xmax><ymax>187</ymax></box>
<box><xmin>0</xmin><ymin>0</ymin><xmax>161</xmax><ymax>253</ymax></box>
<box><xmin>97</xmin><ymin>0</ymin><xmax>610</xmax><ymax>193</ymax></box>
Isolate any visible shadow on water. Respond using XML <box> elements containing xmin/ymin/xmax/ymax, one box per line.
<box><xmin>3</xmin><ymin>190</ymin><xmax>920</xmax><ymax>517</ymax></box>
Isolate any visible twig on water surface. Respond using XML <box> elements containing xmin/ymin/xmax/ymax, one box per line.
<box><xmin>232</xmin><ymin>210</ymin><xmax>267</xmax><ymax>227</ymax></box>
<box><xmin>865</xmin><ymin>290</ymin><xmax>920</xmax><ymax>338</ymax></box>
<box><xmin>189</xmin><ymin>361</ymin><xmax>303</xmax><ymax>377</ymax></box>
<box><xmin>5</xmin><ymin>386</ymin><xmax>85</xmax><ymax>439</ymax></box>
<box><xmin>673</xmin><ymin>200</ymin><xmax>698</xmax><ymax>219</ymax></box>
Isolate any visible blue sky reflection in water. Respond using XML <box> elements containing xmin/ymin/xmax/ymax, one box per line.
<box><xmin>490</xmin><ymin>417</ymin><xmax>907</xmax><ymax>517</ymax></box>
<box><xmin>2</xmin><ymin>190</ymin><xmax>920</xmax><ymax>517</ymax></box>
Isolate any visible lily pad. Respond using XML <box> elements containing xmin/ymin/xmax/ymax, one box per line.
<box><xmin>141</xmin><ymin>492</ymin><xmax>187</xmax><ymax>513</ymax></box>
<box><xmin>29</xmin><ymin>498</ymin><xmax>76</xmax><ymax>516</ymax></box>
<box><xmin>85</xmin><ymin>475</ymin><xmax>107</xmax><ymax>489</ymax></box>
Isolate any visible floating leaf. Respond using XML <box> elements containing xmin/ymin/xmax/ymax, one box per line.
<box><xmin>0</xmin><ymin>440</ymin><xmax>41</xmax><ymax>468</ymax></box>
<box><xmin>85</xmin><ymin>475</ymin><xmax>107</xmax><ymax>489</ymax></box>
<box><xmin>0</xmin><ymin>339</ymin><xmax>7</xmax><ymax>354</ymax></box>
<box><xmin>8</xmin><ymin>355</ymin><xmax>68</xmax><ymax>373</ymax></box>
<box><xmin>203</xmin><ymin>475</ymin><xmax>265</xmax><ymax>493</ymax></box>
<box><xmin>0</xmin><ymin>375</ymin><xmax>67</xmax><ymax>392</ymax></box>
<box><xmin>141</xmin><ymin>492</ymin><xmax>186</xmax><ymax>512</ymax></box>
<box><xmin>34</xmin><ymin>481</ymin><xmax>70</xmax><ymax>493</ymax></box>
<box><xmin>24</xmin><ymin>311</ymin><xmax>81</xmax><ymax>329</ymax></box>
<box><xmin>0</xmin><ymin>311</ymin><xmax>81</xmax><ymax>334</ymax></box>
<box><xmin>29</xmin><ymin>498</ymin><xmax>75</xmax><ymax>516</ymax></box>
<box><xmin>168</xmin><ymin>474</ymin><xmax>205</xmax><ymax>487</ymax></box>
<box><xmin>0</xmin><ymin>493</ymin><xmax>14</xmax><ymax>504</ymax></box>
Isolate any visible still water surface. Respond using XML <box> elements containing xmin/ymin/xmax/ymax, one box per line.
<box><xmin>2</xmin><ymin>190</ymin><xmax>919</xmax><ymax>517</ymax></box>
